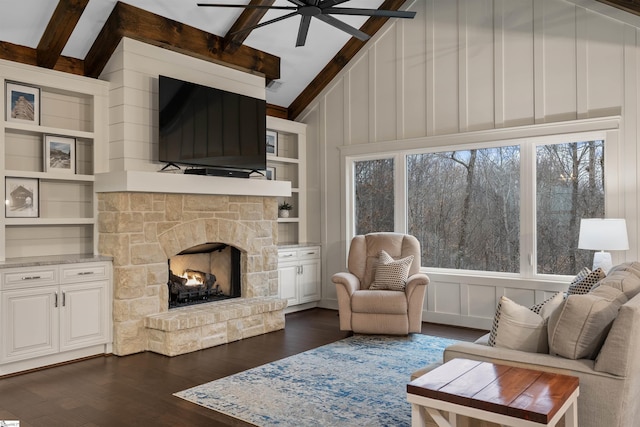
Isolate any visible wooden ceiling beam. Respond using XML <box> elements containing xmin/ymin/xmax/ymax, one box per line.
<box><xmin>595</xmin><ymin>0</ymin><xmax>640</xmax><ymax>15</ymax></box>
<box><xmin>224</xmin><ymin>0</ymin><xmax>276</xmax><ymax>54</ymax></box>
<box><xmin>287</xmin><ymin>0</ymin><xmax>407</xmax><ymax>120</ymax></box>
<box><xmin>0</xmin><ymin>41</ymin><xmax>84</xmax><ymax>76</ymax></box>
<box><xmin>84</xmin><ymin>2</ymin><xmax>280</xmax><ymax>80</ymax></box>
<box><xmin>37</xmin><ymin>0</ymin><xmax>89</xmax><ymax>69</ymax></box>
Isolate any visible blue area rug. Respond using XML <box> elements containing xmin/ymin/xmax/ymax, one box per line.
<box><xmin>174</xmin><ymin>334</ymin><xmax>456</xmax><ymax>426</ymax></box>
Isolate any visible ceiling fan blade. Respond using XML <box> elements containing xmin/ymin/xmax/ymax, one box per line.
<box><xmin>324</xmin><ymin>8</ymin><xmax>416</xmax><ymax>19</ymax></box>
<box><xmin>197</xmin><ymin>3</ymin><xmax>295</xmax><ymax>10</ymax></box>
<box><xmin>315</xmin><ymin>14</ymin><xmax>369</xmax><ymax>41</ymax></box>
<box><xmin>230</xmin><ymin>11</ymin><xmax>299</xmax><ymax>36</ymax></box>
<box><xmin>296</xmin><ymin>15</ymin><xmax>312</xmax><ymax>47</ymax></box>
<box><xmin>287</xmin><ymin>0</ymin><xmax>307</xmax><ymax>6</ymax></box>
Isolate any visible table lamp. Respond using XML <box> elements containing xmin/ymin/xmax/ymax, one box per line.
<box><xmin>578</xmin><ymin>218</ymin><xmax>629</xmax><ymax>273</ymax></box>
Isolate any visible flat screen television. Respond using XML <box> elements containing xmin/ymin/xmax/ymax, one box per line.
<box><xmin>158</xmin><ymin>75</ymin><xmax>266</xmax><ymax>174</ymax></box>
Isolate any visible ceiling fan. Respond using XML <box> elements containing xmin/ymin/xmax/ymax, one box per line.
<box><xmin>197</xmin><ymin>0</ymin><xmax>416</xmax><ymax>47</ymax></box>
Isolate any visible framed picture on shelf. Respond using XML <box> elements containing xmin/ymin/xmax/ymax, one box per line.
<box><xmin>266</xmin><ymin>130</ymin><xmax>278</xmax><ymax>155</ymax></box>
<box><xmin>5</xmin><ymin>81</ymin><xmax>40</xmax><ymax>125</ymax></box>
<box><xmin>5</xmin><ymin>177</ymin><xmax>39</xmax><ymax>218</ymax></box>
<box><xmin>266</xmin><ymin>166</ymin><xmax>276</xmax><ymax>180</ymax></box>
<box><xmin>43</xmin><ymin>135</ymin><xmax>76</xmax><ymax>174</ymax></box>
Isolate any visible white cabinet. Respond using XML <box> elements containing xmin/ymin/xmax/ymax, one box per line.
<box><xmin>0</xmin><ymin>260</ymin><xmax>111</xmax><ymax>374</ymax></box>
<box><xmin>267</xmin><ymin>117</ymin><xmax>307</xmax><ymax>245</ymax></box>
<box><xmin>278</xmin><ymin>246</ymin><xmax>321</xmax><ymax>311</ymax></box>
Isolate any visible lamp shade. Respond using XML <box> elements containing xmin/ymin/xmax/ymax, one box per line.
<box><xmin>578</xmin><ymin>218</ymin><xmax>629</xmax><ymax>251</ymax></box>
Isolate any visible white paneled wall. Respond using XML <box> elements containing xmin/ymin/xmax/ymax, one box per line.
<box><xmin>100</xmin><ymin>38</ymin><xmax>265</xmax><ymax>173</ymax></box>
<box><xmin>301</xmin><ymin>0</ymin><xmax>640</xmax><ymax>329</ymax></box>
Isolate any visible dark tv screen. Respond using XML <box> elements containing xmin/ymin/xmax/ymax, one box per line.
<box><xmin>158</xmin><ymin>75</ymin><xmax>266</xmax><ymax>171</ymax></box>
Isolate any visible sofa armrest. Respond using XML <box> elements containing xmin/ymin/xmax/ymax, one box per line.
<box><xmin>406</xmin><ymin>273</ymin><xmax>430</xmax><ymax>298</ymax></box>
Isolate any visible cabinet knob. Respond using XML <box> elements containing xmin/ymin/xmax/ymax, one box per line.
<box><xmin>21</xmin><ymin>275</ymin><xmax>42</xmax><ymax>280</ymax></box>
<box><xmin>78</xmin><ymin>271</ymin><xmax>94</xmax><ymax>276</ymax></box>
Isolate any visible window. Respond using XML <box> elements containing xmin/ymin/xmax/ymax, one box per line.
<box><xmin>353</xmin><ymin>158</ymin><xmax>394</xmax><ymax>235</ymax></box>
<box><xmin>536</xmin><ymin>141</ymin><xmax>604</xmax><ymax>275</ymax></box>
<box><xmin>346</xmin><ymin>131</ymin><xmax>608</xmax><ymax>277</ymax></box>
<box><xmin>407</xmin><ymin>147</ymin><xmax>520</xmax><ymax>272</ymax></box>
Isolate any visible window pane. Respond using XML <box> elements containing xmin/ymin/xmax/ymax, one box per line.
<box><xmin>407</xmin><ymin>147</ymin><xmax>520</xmax><ymax>272</ymax></box>
<box><xmin>354</xmin><ymin>159</ymin><xmax>394</xmax><ymax>235</ymax></box>
<box><xmin>536</xmin><ymin>141</ymin><xmax>604</xmax><ymax>275</ymax></box>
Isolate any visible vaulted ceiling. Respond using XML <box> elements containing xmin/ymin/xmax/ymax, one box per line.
<box><xmin>0</xmin><ymin>0</ymin><xmax>637</xmax><ymax>120</ymax></box>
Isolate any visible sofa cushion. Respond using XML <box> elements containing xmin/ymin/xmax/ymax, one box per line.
<box><xmin>548</xmin><ymin>285</ymin><xmax>627</xmax><ymax>360</ymax></box>
<box><xmin>597</xmin><ymin>270</ymin><xmax>640</xmax><ymax>299</ymax></box>
<box><xmin>369</xmin><ymin>250</ymin><xmax>413</xmax><ymax>291</ymax></box>
<box><xmin>567</xmin><ymin>267</ymin><xmax>605</xmax><ymax>295</ymax></box>
<box><xmin>488</xmin><ymin>293</ymin><xmax>563</xmax><ymax>353</ymax></box>
<box><xmin>351</xmin><ymin>289</ymin><xmax>408</xmax><ymax>314</ymax></box>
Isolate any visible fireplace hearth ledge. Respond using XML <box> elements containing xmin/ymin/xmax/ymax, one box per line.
<box><xmin>144</xmin><ymin>296</ymin><xmax>287</xmax><ymax>356</ymax></box>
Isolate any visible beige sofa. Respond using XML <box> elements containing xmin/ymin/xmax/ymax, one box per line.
<box><xmin>412</xmin><ymin>262</ymin><xmax>640</xmax><ymax>427</ymax></box>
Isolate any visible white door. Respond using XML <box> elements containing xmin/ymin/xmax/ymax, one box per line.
<box><xmin>59</xmin><ymin>281</ymin><xmax>109</xmax><ymax>351</ymax></box>
<box><xmin>278</xmin><ymin>263</ymin><xmax>299</xmax><ymax>306</ymax></box>
<box><xmin>1</xmin><ymin>287</ymin><xmax>59</xmax><ymax>362</ymax></box>
<box><xmin>298</xmin><ymin>259</ymin><xmax>321</xmax><ymax>304</ymax></box>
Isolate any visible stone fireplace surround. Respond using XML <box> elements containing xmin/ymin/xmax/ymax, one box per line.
<box><xmin>97</xmin><ymin>175</ymin><xmax>289</xmax><ymax>357</ymax></box>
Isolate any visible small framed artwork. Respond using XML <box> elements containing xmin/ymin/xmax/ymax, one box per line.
<box><xmin>266</xmin><ymin>166</ymin><xmax>276</xmax><ymax>180</ymax></box>
<box><xmin>5</xmin><ymin>177</ymin><xmax>39</xmax><ymax>218</ymax></box>
<box><xmin>266</xmin><ymin>130</ymin><xmax>278</xmax><ymax>155</ymax></box>
<box><xmin>43</xmin><ymin>135</ymin><xmax>76</xmax><ymax>174</ymax></box>
<box><xmin>5</xmin><ymin>81</ymin><xmax>40</xmax><ymax>125</ymax></box>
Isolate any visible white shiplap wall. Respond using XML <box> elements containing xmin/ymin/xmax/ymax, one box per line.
<box><xmin>99</xmin><ymin>38</ymin><xmax>266</xmax><ymax>173</ymax></box>
<box><xmin>299</xmin><ymin>0</ymin><xmax>640</xmax><ymax>329</ymax></box>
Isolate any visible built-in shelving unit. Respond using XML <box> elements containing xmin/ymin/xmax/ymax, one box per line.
<box><xmin>266</xmin><ymin>116</ymin><xmax>307</xmax><ymax>245</ymax></box>
<box><xmin>0</xmin><ymin>59</ymin><xmax>109</xmax><ymax>261</ymax></box>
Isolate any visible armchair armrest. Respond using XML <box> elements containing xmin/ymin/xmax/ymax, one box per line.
<box><xmin>332</xmin><ymin>272</ymin><xmax>361</xmax><ymax>295</ymax></box>
<box><xmin>406</xmin><ymin>273</ymin><xmax>429</xmax><ymax>333</ymax></box>
<box><xmin>405</xmin><ymin>273</ymin><xmax>429</xmax><ymax>298</ymax></box>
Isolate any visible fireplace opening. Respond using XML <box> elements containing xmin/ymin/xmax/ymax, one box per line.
<box><xmin>167</xmin><ymin>243</ymin><xmax>241</xmax><ymax>309</ymax></box>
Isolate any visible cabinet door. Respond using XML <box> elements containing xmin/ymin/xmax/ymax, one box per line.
<box><xmin>278</xmin><ymin>263</ymin><xmax>299</xmax><ymax>306</ymax></box>
<box><xmin>298</xmin><ymin>258</ymin><xmax>321</xmax><ymax>304</ymax></box>
<box><xmin>1</xmin><ymin>287</ymin><xmax>59</xmax><ymax>362</ymax></box>
<box><xmin>60</xmin><ymin>281</ymin><xmax>109</xmax><ymax>351</ymax></box>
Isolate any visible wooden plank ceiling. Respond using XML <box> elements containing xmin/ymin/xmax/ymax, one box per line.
<box><xmin>0</xmin><ymin>0</ymin><xmax>406</xmax><ymax>120</ymax></box>
<box><xmin>1</xmin><ymin>0</ymin><xmax>634</xmax><ymax>120</ymax></box>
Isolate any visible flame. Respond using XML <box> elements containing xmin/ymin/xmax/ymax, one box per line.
<box><xmin>181</xmin><ymin>272</ymin><xmax>204</xmax><ymax>286</ymax></box>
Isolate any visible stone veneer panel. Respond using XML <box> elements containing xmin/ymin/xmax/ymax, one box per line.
<box><xmin>98</xmin><ymin>192</ymin><xmax>284</xmax><ymax>356</ymax></box>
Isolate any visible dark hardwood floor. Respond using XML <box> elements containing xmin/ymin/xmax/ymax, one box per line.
<box><xmin>0</xmin><ymin>309</ymin><xmax>486</xmax><ymax>426</ymax></box>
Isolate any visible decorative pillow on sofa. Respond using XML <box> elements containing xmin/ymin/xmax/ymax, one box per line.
<box><xmin>488</xmin><ymin>292</ymin><xmax>564</xmax><ymax>353</ymax></box>
<box><xmin>567</xmin><ymin>267</ymin><xmax>605</xmax><ymax>295</ymax></box>
<box><xmin>369</xmin><ymin>250</ymin><xmax>414</xmax><ymax>291</ymax></box>
<box><xmin>548</xmin><ymin>285</ymin><xmax>628</xmax><ymax>360</ymax></box>
<box><xmin>597</xmin><ymin>270</ymin><xmax>640</xmax><ymax>299</ymax></box>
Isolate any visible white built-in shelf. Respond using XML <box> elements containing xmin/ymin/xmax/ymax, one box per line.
<box><xmin>4</xmin><ymin>122</ymin><xmax>94</xmax><ymax>140</ymax></box>
<box><xmin>278</xmin><ymin>218</ymin><xmax>299</xmax><ymax>223</ymax></box>
<box><xmin>267</xmin><ymin>154</ymin><xmax>300</xmax><ymax>164</ymax></box>
<box><xmin>5</xmin><ymin>218</ymin><xmax>94</xmax><ymax>226</ymax></box>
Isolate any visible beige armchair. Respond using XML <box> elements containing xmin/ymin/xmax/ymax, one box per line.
<box><xmin>332</xmin><ymin>232</ymin><xmax>430</xmax><ymax>335</ymax></box>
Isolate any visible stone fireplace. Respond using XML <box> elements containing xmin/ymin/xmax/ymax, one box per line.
<box><xmin>97</xmin><ymin>185</ymin><xmax>288</xmax><ymax>357</ymax></box>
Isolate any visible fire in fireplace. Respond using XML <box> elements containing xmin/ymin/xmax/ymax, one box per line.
<box><xmin>167</xmin><ymin>243</ymin><xmax>241</xmax><ymax>308</ymax></box>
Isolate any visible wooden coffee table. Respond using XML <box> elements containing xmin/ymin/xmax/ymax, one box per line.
<box><xmin>407</xmin><ymin>358</ymin><xmax>579</xmax><ymax>427</ymax></box>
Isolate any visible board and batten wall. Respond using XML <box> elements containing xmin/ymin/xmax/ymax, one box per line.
<box><xmin>299</xmin><ymin>0</ymin><xmax>640</xmax><ymax>329</ymax></box>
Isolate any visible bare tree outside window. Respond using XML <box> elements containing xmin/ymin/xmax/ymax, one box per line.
<box><xmin>354</xmin><ymin>159</ymin><xmax>394</xmax><ymax>235</ymax></box>
<box><xmin>536</xmin><ymin>141</ymin><xmax>604</xmax><ymax>275</ymax></box>
<box><xmin>407</xmin><ymin>147</ymin><xmax>520</xmax><ymax>272</ymax></box>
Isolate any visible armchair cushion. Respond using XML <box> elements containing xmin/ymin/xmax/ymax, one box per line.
<box><xmin>369</xmin><ymin>250</ymin><xmax>414</xmax><ymax>291</ymax></box>
<box><xmin>352</xmin><ymin>290</ymin><xmax>408</xmax><ymax>314</ymax></box>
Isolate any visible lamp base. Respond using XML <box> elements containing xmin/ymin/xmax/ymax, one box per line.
<box><xmin>592</xmin><ymin>251</ymin><xmax>613</xmax><ymax>274</ymax></box>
